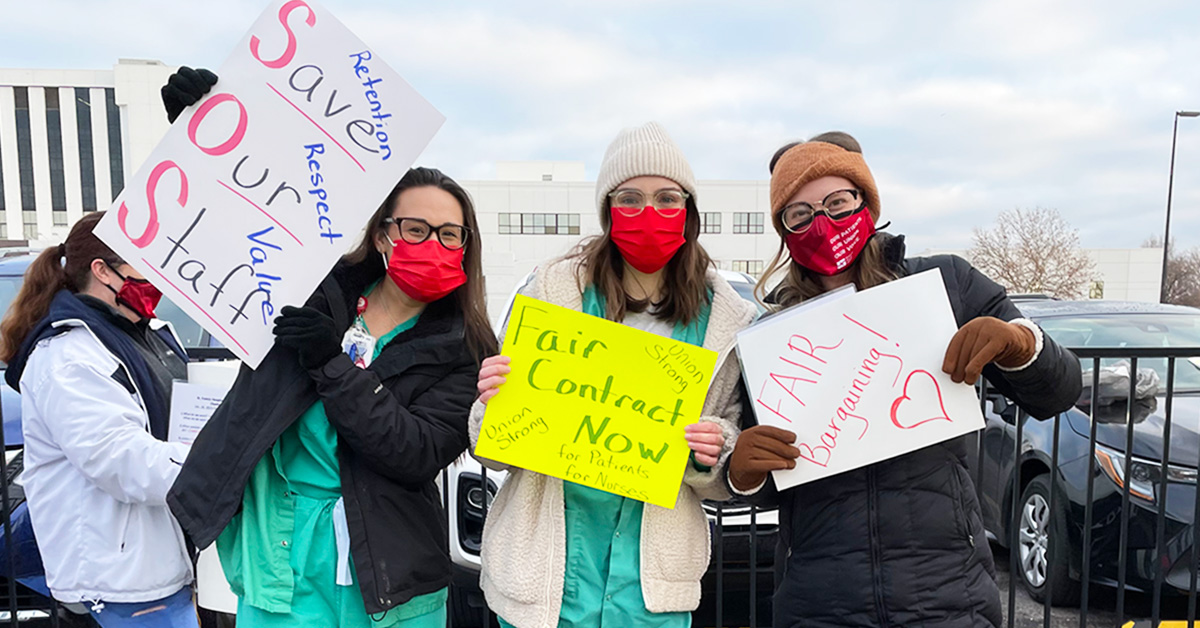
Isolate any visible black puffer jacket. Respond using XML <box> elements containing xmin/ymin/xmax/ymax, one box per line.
<box><xmin>167</xmin><ymin>258</ymin><xmax>482</xmax><ymax>614</ymax></box>
<box><xmin>742</xmin><ymin>234</ymin><xmax>1082</xmax><ymax>628</ymax></box>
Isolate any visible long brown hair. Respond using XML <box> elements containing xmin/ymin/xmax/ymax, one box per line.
<box><xmin>567</xmin><ymin>196</ymin><xmax>712</xmax><ymax>324</ymax></box>
<box><xmin>757</xmin><ymin>131</ymin><xmax>897</xmax><ymax>308</ymax></box>
<box><xmin>0</xmin><ymin>212</ymin><xmax>123</xmax><ymax>362</ymax></box>
<box><xmin>343</xmin><ymin>167</ymin><xmax>497</xmax><ymax>361</ymax></box>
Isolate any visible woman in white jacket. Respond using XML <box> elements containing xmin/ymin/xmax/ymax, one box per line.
<box><xmin>471</xmin><ymin>122</ymin><xmax>756</xmax><ymax>628</ymax></box>
<box><xmin>0</xmin><ymin>212</ymin><xmax>196</xmax><ymax>628</ymax></box>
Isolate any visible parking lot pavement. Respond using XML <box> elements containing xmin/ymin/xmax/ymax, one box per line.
<box><xmin>991</xmin><ymin>542</ymin><xmax>1198</xmax><ymax>628</ymax></box>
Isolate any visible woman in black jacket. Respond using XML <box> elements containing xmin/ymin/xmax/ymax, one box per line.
<box><xmin>726</xmin><ymin>131</ymin><xmax>1082</xmax><ymax>628</ymax></box>
<box><xmin>168</xmin><ymin>164</ymin><xmax>496</xmax><ymax>627</ymax></box>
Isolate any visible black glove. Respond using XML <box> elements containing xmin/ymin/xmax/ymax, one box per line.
<box><xmin>273</xmin><ymin>306</ymin><xmax>342</xmax><ymax>370</ymax></box>
<box><xmin>161</xmin><ymin>66</ymin><xmax>218</xmax><ymax>123</ymax></box>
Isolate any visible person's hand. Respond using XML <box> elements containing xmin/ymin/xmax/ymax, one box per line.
<box><xmin>477</xmin><ymin>355</ymin><xmax>511</xmax><ymax>404</ymax></box>
<box><xmin>273</xmin><ymin>306</ymin><xmax>342</xmax><ymax>370</ymax></box>
<box><xmin>161</xmin><ymin>66</ymin><xmax>218</xmax><ymax>123</ymax></box>
<box><xmin>942</xmin><ymin>316</ymin><xmax>1037</xmax><ymax>384</ymax></box>
<box><xmin>685</xmin><ymin>421</ymin><xmax>725</xmax><ymax>467</ymax></box>
<box><xmin>728</xmin><ymin>425</ymin><xmax>801</xmax><ymax>492</ymax></box>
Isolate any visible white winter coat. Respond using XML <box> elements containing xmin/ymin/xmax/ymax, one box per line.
<box><xmin>17</xmin><ymin>320</ymin><xmax>193</xmax><ymax>604</ymax></box>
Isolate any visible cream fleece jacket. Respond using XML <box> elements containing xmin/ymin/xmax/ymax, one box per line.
<box><xmin>468</xmin><ymin>258</ymin><xmax>756</xmax><ymax>628</ymax></box>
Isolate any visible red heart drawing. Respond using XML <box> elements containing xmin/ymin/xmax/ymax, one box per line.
<box><xmin>797</xmin><ymin>443</ymin><xmax>830</xmax><ymax>467</ymax></box>
<box><xmin>890</xmin><ymin>369</ymin><xmax>953</xmax><ymax>430</ymax></box>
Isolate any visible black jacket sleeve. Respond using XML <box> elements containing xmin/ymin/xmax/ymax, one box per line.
<box><xmin>942</xmin><ymin>255</ymin><xmax>1083</xmax><ymax>420</ymax></box>
<box><xmin>308</xmin><ymin>353</ymin><xmax>475</xmax><ymax>484</ymax></box>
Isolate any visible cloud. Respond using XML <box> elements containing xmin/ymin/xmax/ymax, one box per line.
<box><xmin>5</xmin><ymin>0</ymin><xmax>1200</xmax><ymax>254</ymax></box>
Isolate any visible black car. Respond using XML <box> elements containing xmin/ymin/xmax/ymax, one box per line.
<box><xmin>973</xmin><ymin>299</ymin><xmax>1200</xmax><ymax>604</ymax></box>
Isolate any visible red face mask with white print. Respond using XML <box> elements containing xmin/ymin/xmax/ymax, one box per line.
<box><xmin>385</xmin><ymin>239</ymin><xmax>467</xmax><ymax>303</ymax></box>
<box><xmin>785</xmin><ymin>207</ymin><xmax>877</xmax><ymax>276</ymax></box>
<box><xmin>609</xmin><ymin>207</ymin><xmax>687</xmax><ymax>274</ymax></box>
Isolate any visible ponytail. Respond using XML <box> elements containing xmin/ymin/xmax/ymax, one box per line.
<box><xmin>0</xmin><ymin>212</ymin><xmax>122</xmax><ymax>363</ymax></box>
<box><xmin>0</xmin><ymin>246</ymin><xmax>69</xmax><ymax>362</ymax></box>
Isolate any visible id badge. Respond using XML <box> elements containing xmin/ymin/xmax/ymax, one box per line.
<box><xmin>342</xmin><ymin>325</ymin><xmax>377</xmax><ymax>369</ymax></box>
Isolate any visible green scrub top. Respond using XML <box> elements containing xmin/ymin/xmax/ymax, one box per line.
<box><xmin>218</xmin><ymin>284</ymin><xmax>445</xmax><ymax>628</ymax></box>
<box><xmin>501</xmin><ymin>286</ymin><xmax>710</xmax><ymax>628</ymax></box>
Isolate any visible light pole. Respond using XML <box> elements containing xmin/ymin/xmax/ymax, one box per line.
<box><xmin>1161</xmin><ymin>110</ymin><xmax>1200</xmax><ymax>303</ymax></box>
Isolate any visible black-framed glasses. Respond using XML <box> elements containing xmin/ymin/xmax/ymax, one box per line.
<box><xmin>383</xmin><ymin>217</ymin><xmax>470</xmax><ymax>250</ymax></box>
<box><xmin>608</xmin><ymin>188</ymin><xmax>690</xmax><ymax>218</ymax></box>
<box><xmin>781</xmin><ymin>189</ymin><xmax>863</xmax><ymax>233</ymax></box>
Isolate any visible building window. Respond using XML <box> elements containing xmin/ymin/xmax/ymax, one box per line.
<box><xmin>701</xmin><ymin>212</ymin><xmax>721</xmax><ymax>234</ymax></box>
<box><xmin>733</xmin><ymin>212</ymin><xmax>764</xmax><ymax>234</ymax></box>
<box><xmin>0</xmin><ymin>223</ymin><xmax>7</xmax><ymax>240</ymax></box>
<box><xmin>14</xmin><ymin>87</ymin><xmax>37</xmax><ymax>212</ymax></box>
<box><xmin>731</xmin><ymin>260</ymin><xmax>765</xmax><ymax>277</ymax></box>
<box><xmin>1089</xmin><ymin>280</ymin><xmax>1104</xmax><ymax>300</ymax></box>
<box><xmin>542</xmin><ymin>174</ymin><xmax>553</xmax><ymax>182</ymax></box>
<box><xmin>0</xmin><ymin>123</ymin><xmax>5</xmax><ymax>214</ymax></box>
<box><xmin>53</xmin><ymin>210</ymin><xmax>68</xmax><ymax>227</ymax></box>
<box><xmin>23</xmin><ymin>210</ymin><xmax>38</xmax><ymax>240</ymax></box>
<box><xmin>75</xmin><ymin>88</ymin><xmax>97</xmax><ymax>212</ymax></box>
<box><xmin>105</xmin><ymin>88</ymin><xmax>125</xmax><ymax>200</ymax></box>
<box><xmin>45</xmin><ymin>88</ymin><xmax>68</xmax><ymax>212</ymax></box>
<box><xmin>499</xmin><ymin>213</ymin><xmax>581</xmax><ymax>235</ymax></box>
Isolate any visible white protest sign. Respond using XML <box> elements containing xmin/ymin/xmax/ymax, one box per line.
<box><xmin>95</xmin><ymin>0</ymin><xmax>444</xmax><ymax>367</ymax></box>
<box><xmin>168</xmin><ymin>382</ymin><xmax>227</xmax><ymax>447</ymax></box>
<box><xmin>737</xmin><ymin>269</ymin><xmax>985</xmax><ymax>489</ymax></box>
<box><xmin>179</xmin><ymin>360</ymin><xmax>241</xmax><ymax>612</ymax></box>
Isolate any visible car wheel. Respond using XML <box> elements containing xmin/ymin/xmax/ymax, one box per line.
<box><xmin>1017</xmin><ymin>474</ymin><xmax>1080</xmax><ymax>605</ymax></box>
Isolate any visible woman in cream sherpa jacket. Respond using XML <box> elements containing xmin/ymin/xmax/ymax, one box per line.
<box><xmin>468</xmin><ymin>258</ymin><xmax>754</xmax><ymax>628</ymax></box>
<box><xmin>470</xmin><ymin>122</ymin><xmax>757</xmax><ymax>628</ymax></box>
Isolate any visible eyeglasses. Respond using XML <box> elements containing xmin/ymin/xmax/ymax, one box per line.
<box><xmin>383</xmin><ymin>217</ymin><xmax>470</xmax><ymax>250</ymax></box>
<box><xmin>780</xmin><ymin>189</ymin><xmax>863</xmax><ymax>233</ymax></box>
<box><xmin>608</xmin><ymin>188</ymin><xmax>690</xmax><ymax>218</ymax></box>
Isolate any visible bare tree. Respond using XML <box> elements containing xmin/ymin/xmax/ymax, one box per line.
<box><xmin>1143</xmin><ymin>235</ymin><xmax>1200</xmax><ymax>307</ymax></box>
<box><xmin>968</xmin><ymin>207</ymin><xmax>1097</xmax><ymax>299</ymax></box>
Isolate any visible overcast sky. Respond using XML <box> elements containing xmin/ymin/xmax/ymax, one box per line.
<box><xmin>4</xmin><ymin>0</ymin><xmax>1200</xmax><ymax>253</ymax></box>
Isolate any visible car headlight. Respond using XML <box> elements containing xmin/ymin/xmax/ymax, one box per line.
<box><xmin>1094</xmin><ymin>444</ymin><xmax>1196</xmax><ymax>503</ymax></box>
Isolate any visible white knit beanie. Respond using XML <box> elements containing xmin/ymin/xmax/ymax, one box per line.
<box><xmin>594</xmin><ymin>122</ymin><xmax>698</xmax><ymax>213</ymax></box>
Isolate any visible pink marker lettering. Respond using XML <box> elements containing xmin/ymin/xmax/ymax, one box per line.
<box><xmin>249</xmin><ymin>0</ymin><xmax>316</xmax><ymax>69</ymax></box>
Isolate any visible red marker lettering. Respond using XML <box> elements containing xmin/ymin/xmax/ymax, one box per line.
<box><xmin>787</xmin><ymin>334</ymin><xmax>843</xmax><ymax>365</ymax></box>
<box><xmin>770</xmin><ymin>372</ymin><xmax>814</xmax><ymax>407</ymax></box>
<box><xmin>756</xmin><ymin>379</ymin><xmax>794</xmax><ymax>423</ymax></box>
<box><xmin>118</xmin><ymin>160</ymin><xmax>187</xmax><ymax>249</ymax></box>
<box><xmin>249</xmin><ymin>0</ymin><xmax>316</xmax><ymax>69</ymax></box>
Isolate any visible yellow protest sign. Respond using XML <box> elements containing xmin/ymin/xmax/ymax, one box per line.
<box><xmin>476</xmin><ymin>294</ymin><xmax>719</xmax><ymax>509</ymax></box>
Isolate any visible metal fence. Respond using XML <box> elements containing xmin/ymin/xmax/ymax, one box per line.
<box><xmin>1</xmin><ymin>346</ymin><xmax>1198</xmax><ymax>627</ymax></box>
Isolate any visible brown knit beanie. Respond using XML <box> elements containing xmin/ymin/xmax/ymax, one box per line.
<box><xmin>769</xmin><ymin>141</ymin><xmax>881</xmax><ymax>231</ymax></box>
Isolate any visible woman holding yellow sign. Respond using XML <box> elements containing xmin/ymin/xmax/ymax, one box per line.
<box><xmin>471</xmin><ymin>122</ymin><xmax>757</xmax><ymax>628</ymax></box>
<box><xmin>728</xmin><ymin>131</ymin><xmax>1082</xmax><ymax>628</ymax></box>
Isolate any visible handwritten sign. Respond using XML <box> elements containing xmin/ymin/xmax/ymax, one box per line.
<box><xmin>95</xmin><ymin>0</ymin><xmax>444</xmax><ymax>367</ymax></box>
<box><xmin>475</xmin><ymin>295</ymin><xmax>719</xmax><ymax>509</ymax></box>
<box><xmin>737</xmin><ymin>269</ymin><xmax>984</xmax><ymax>489</ymax></box>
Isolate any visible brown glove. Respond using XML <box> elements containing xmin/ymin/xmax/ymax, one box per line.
<box><xmin>728</xmin><ymin>426</ymin><xmax>802</xmax><ymax>492</ymax></box>
<box><xmin>942</xmin><ymin>316</ymin><xmax>1037</xmax><ymax>384</ymax></box>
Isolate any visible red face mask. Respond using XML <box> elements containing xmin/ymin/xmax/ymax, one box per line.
<box><xmin>386</xmin><ymin>239</ymin><xmax>467</xmax><ymax>303</ymax></box>
<box><xmin>609</xmin><ymin>207</ymin><xmax>687</xmax><ymax>274</ymax></box>
<box><xmin>785</xmin><ymin>207</ymin><xmax>877</xmax><ymax>276</ymax></box>
<box><xmin>104</xmin><ymin>263</ymin><xmax>163</xmax><ymax>319</ymax></box>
